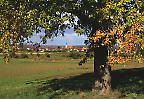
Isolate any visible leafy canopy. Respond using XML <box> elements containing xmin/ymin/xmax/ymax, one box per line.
<box><xmin>0</xmin><ymin>0</ymin><xmax>144</xmax><ymax>63</ymax></box>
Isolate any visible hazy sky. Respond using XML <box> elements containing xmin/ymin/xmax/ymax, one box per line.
<box><xmin>29</xmin><ymin>28</ymin><xmax>87</xmax><ymax>46</ymax></box>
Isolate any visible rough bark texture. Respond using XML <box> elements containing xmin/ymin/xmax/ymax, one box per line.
<box><xmin>92</xmin><ymin>46</ymin><xmax>111</xmax><ymax>95</ymax></box>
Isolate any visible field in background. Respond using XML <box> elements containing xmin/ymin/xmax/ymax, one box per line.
<box><xmin>0</xmin><ymin>52</ymin><xmax>144</xmax><ymax>99</ymax></box>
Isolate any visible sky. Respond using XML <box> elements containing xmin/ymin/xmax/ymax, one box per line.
<box><xmin>29</xmin><ymin>28</ymin><xmax>87</xmax><ymax>46</ymax></box>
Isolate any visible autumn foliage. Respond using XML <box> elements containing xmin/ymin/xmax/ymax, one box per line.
<box><xmin>89</xmin><ymin>22</ymin><xmax>144</xmax><ymax>65</ymax></box>
<box><xmin>0</xmin><ymin>0</ymin><xmax>144</xmax><ymax>65</ymax></box>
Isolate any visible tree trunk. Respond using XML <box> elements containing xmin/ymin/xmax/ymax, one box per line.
<box><xmin>92</xmin><ymin>45</ymin><xmax>111</xmax><ymax>95</ymax></box>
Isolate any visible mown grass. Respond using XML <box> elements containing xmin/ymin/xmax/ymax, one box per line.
<box><xmin>0</xmin><ymin>55</ymin><xmax>144</xmax><ymax>99</ymax></box>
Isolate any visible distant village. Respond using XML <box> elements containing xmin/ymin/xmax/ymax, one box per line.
<box><xmin>18</xmin><ymin>44</ymin><xmax>88</xmax><ymax>52</ymax></box>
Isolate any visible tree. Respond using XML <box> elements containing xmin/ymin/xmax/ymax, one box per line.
<box><xmin>0</xmin><ymin>0</ymin><xmax>69</xmax><ymax>62</ymax></box>
<box><xmin>0</xmin><ymin>0</ymin><xmax>144</xmax><ymax>95</ymax></box>
<box><xmin>0</xmin><ymin>0</ymin><xmax>36</xmax><ymax>63</ymax></box>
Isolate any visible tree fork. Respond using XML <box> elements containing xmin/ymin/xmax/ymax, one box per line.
<box><xmin>93</xmin><ymin>45</ymin><xmax>111</xmax><ymax>95</ymax></box>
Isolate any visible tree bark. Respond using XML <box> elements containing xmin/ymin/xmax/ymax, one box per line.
<box><xmin>92</xmin><ymin>45</ymin><xmax>111</xmax><ymax>95</ymax></box>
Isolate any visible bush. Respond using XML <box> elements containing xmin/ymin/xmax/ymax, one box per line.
<box><xmin>67</xmin><ymin>51</ymin><xmax>83</xmax><ymax>59</ymax></box>
<box><xmin>0</xmin><ymin>48</ymin><xmax>2</xmax><ymax>53</ymax></box>
<box><xmin>20</xmin><ymin>53</ymin><xmax>29</xmax><ymax>58</ymax></box>
<box><xmin>45</xmin><ymin>53</ymin><xmax>50</xmax><ymax>58</ymax></box>
<box><xmin>9</xmin><ymin>52</ymin><xmax>29</xmax><ymax>59</ymax></box>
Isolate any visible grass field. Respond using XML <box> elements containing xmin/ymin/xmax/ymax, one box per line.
<box><xmin>0</xmin><ymin>54</ymin><xmax>144</xmax><ymax>99</ymax></box>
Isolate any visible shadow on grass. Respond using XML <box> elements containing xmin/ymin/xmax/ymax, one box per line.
<box><xmin>34</xmin><ymin>67</ymin><xmax>144</xmax><ymax>98</ymax></box>
<box><xmin>35</xmin><ymin>73</ymin><xmax>95</xmax><ymax>98</ymax></box>
<box><xmin>112</xmin><ymin>67</ymin><xmax>144</xmax><ymax>95</ymax></box>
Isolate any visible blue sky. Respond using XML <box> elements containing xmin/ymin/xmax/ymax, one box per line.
<box><xmin>29</xmin><ymin>29</ymin><xmax>87</xmax><ymax>46</ymax></box>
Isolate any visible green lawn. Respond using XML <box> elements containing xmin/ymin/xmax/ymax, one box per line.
<box><xmin>0</xmin><ymin>57</ymin><xmax>144</xmax><ymax>99</ymax></box>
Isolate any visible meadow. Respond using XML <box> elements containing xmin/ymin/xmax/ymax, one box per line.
<box><xmin>0</xmin><ymin>52</ymin><xmax>144</xmax><ymax>99</ymax></box>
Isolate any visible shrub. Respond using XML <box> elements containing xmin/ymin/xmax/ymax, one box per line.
<box><xmin>45</xmin><ymin>53</ymin><xmax>50</xmax><ymax>58</ymax></box>
<box><xmin>9</xmin><ymin>52</ymin><xmax>18</xmax><ymax>58</ymax></box>
<box><xmin>0</xmin><ymin>48</ymin><xmax>2</xmax><ymax>53</ymax></box>
<box><xmin>36</xmin><ymin>53</ymin><xmax>40</xmax><ymax>58</ymax></box>
<box><xmin>67</xmin><ymin>51</ymin><xmax>83</xmax><ymax>59</ymax></box>
<box><xmin>20</xmin><ymin>53</ymin><xmax>29</xmax><ymax>58</ymax></box>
